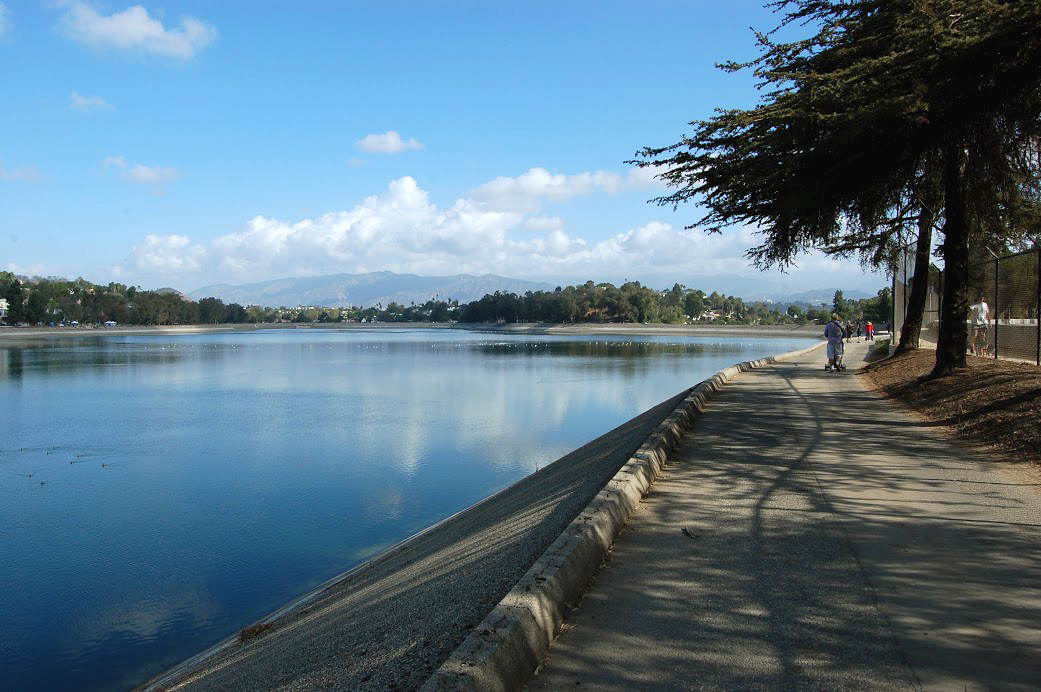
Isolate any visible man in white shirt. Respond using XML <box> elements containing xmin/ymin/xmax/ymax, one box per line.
<box><xmin>970</xmin><ymin>293</ymin><xmax>989</xmax><ymax>356</ymax></box>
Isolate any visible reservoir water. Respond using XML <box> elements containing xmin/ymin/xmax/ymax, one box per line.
<box><xmin>0</xmin><ymin>328</ymin><xmax>813</xmax><ymax>691</ymax></box>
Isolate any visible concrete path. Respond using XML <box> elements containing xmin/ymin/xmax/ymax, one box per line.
<box><xmin>528</xmin><ymin>340</ymin><xmax>1041</xmax><ymax>691</ymax></box>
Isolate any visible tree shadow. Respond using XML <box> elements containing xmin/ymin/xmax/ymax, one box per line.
<box><xmin>531</xmin><ymin>359</ymin><xmax>1041</xmax><ymax>691</ymax></box>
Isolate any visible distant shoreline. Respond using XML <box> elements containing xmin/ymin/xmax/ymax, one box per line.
<box><xmin>0</xmin><ymin>321</ymin><xmax>826</xmax><ymax>343</ymax></box>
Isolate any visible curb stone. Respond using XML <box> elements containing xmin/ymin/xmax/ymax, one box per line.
<box><xmin>420</xmin><ymin>340</ymin><xmax>826</xmax><ymax>692</ymax></box>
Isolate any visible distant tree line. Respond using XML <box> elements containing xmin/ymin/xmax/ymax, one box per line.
<box><xmin>455</xmin><ymin>281</ymin><xmax>891</xmax><ymax>326</ymax></box>
<box><xmin>0</xmin><ymin>273</ymin><xmax>217</xmax><ymax>326</ymax></box>
<box><xmin>0</xmin><ymin>271</ymin><xmax>891</xmax><ymax>329</ymax></box>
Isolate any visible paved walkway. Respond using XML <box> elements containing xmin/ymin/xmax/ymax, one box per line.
<box><xmin>529</xmin><ymin>340</ymin><xmax>1041</xmax><ymax>691</ymax></box>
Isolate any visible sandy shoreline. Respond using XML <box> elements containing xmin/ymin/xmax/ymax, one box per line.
<box><xmin>0</xmin><ymin>321</ymin><xmax>825</xmax><ymax>342</ymax></box>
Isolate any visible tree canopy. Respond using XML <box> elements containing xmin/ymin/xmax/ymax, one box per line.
<box><xmin>633</xmin><ymin>0</ymin><xmax>1041</xmax><ymax>374</ymax></box>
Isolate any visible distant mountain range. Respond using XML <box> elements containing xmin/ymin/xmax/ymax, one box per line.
<box><xmin>188</xmin><ymin>271</ymin><xmax>555</xmax><ymax>308</ymax></box>
<box><xmin>187</xmin><ymin>273</ymin><xmax>880</xmax><ymax>310</ymax></box>
<box><xmin>771</xmin><ymin>288</ymin><xmax>876</xmax><ymax>306</ymax></box>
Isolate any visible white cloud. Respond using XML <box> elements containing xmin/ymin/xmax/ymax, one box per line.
<box><xmin>0</xmin><ymin>164</ymin><xmax>42</xmax><ymax>181</ymax></box>
<box><xmin>471</xmin><ymin>168</ymin><xmax>617</xmax><ymax>213</ymax></box>
<box><xmin>114</xmin><ymin>170</ymin><xmax>884</xmax><ymax>295</ymax></box>
<box><xmin>189</xmin><ymin>176</ymin><xmax>740</xmax><ymax>282</ymax></box>
<box><xmin>470</xmin><ymin>166</ymin><xmax>665</xmax><ymax>214</ymax></box>
<box><xmin>70</xmin><ymin>90</ymin><xmax>114</xmax><ymax>111</ymax></box>
<box><xmin>59</xmin><ymin>2</ymin><xmax>217</xmax><ymax>59</ymax></box>
<box><xmin>523</xmin><ymin>216</ymin><xmax>566</xmax><ymax>233</ymax></box>
<box><xmin>0</xmin><ymin>4</ymin><xmax>11</xmax><ymax>37</ymax></box>
<box><xmin>125</xmin><ymin>163</ymin><xmax>177</xmax><ymax>184</ymax></box>
<box><xmin>126</xmin><ymin>234</ymin><xmax>206</xmax><ymax>275</ymax></box>
<box><xmin>625</xmin><ymin>164</ymin><xmax>671</xmax><ymax>189</ymax></box>
<box><xmin>210</xmin><ymin>176</ymin><xmax>496</xmax><ymax>278</ymax></box>
<box><xmin>355</xmin><ymin>131</ymin><xmax>423</xmax><ymax>154</ymax></box>
<box><xmin>5</xmin><ymin>261</ymin><xmax>49</xmax><ymax>277</ymax></box>
<box><xmin>103</xmin><ymin>156</ymin><xmax>177</xmax><ymax>185</ymax></box>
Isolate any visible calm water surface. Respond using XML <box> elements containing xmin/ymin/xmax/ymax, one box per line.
<box><xmin>0</xmin><ymin>328</ymin><xmax>813</xmax><ymax>690</ymax></box>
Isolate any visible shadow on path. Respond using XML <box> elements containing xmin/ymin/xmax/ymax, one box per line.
<box><xmin>530</xmin><ymin>343</ymin><xmax>1041</xmax><ymax>691</ymax></box>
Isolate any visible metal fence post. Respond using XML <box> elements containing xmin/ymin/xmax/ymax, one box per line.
<box><xmin>891</xmin><ymin>260</ymin><xmax>896</xmax><ymax>346</ymax></box>
<box><xmin>994</xmin><ymin>257</ymin><xmax>999</xmax><ymax>359</ymax></box>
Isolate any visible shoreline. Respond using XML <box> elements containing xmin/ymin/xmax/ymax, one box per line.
<box><xmin>0</xmin><ymin>321</ymin><xmax>825</xmax><ymax>342</ymax></box>
<box><xmin>142</xmin><ymin>340</ymin><xmax>826</xmax><ymax>691</ymax></box>
<box><xmin>139</xmin><ymin>388</ymin><xmax>699</xmax><ymax>691</ymax></box>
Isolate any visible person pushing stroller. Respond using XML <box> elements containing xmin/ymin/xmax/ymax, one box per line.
<box><xmin>824</xmin><ymin>313</ymin><xmax>846</xmax><ymax>372</ymax></box>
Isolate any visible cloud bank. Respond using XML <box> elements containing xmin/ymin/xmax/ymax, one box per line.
<box><xmin>113</xmin><ymin>167</ymin><xmax>881</xmax><ymax>295</ymax></box>
<box><xmin>59</xmin><ymin>2</ymin><xmax>217</xmax><ymax>58</ymax></box>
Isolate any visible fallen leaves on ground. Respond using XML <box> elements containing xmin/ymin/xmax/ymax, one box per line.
<box><xmin>863</xmin><ymin>348</ymin><xmax>1041</xmax><ymax>467</ymax></box>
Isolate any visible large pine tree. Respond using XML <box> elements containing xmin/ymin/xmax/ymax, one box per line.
<box><xmin>634</xmin><ymin>0</ymin><xmax>1041</xmax><ymax>374</ymax></box>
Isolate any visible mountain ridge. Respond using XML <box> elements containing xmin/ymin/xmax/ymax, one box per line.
<box><xmin>188</xmin><ymin>272</ymin><xmax>556</xmax><ymax>308</ymax></box>
<box><xmin>189</xmin><ymin>273</ymin><xmax>881</xmax><ymax>310</ymax></box>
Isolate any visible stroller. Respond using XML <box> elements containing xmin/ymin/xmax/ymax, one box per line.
<box><xmin>829</xmin><ymin>341</ymin><xmax>846</xmax><ymax>371</ymax></box>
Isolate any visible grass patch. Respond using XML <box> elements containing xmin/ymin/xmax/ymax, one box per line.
<box><xmin>871</xmin><ymin>338</ymin><xmax>891</xmax><ymax>356</ymax></box>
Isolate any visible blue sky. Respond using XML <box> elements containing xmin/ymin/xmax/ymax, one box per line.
<box><xmin>1</xmin><ymin>1</ymin><xmax>887</xmax><ymax>299</ymax></box>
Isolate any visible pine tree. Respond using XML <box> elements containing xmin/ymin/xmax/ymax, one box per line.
<box><xmin>633</xmin><ymin>0</ymin><xmax>1041</xmax><ymax>375</ymax></box>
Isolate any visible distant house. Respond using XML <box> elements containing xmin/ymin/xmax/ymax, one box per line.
<box><xmin>0</xmin><ymin>298</ymin><xmax>8</xmax><ymax>320</ymax></box>
<box><xmin>104</xmin><ymin>320</ymin><xmax>117</xmax><ymax>327</ymax></box>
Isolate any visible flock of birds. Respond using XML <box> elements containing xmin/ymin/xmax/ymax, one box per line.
<box><xmin>3</xmin><ymin>445</ymin><xmax>132</xmax><ymax>488</ymax></box>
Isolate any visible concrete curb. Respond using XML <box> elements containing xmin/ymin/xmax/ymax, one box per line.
<box><xmin>420</xmin><ymin>340</ymin><xmax>825</xmax><ymax>692</ymax></box>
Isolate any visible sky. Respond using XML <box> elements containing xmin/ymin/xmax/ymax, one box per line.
<box><xmin>0</xmin><ymin>1</ymin><xmax>888</xmax><ymax>300</ymax></box>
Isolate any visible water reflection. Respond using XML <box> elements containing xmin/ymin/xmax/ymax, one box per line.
<box><xmin>0</xmin><ymin>329</ymin><xmax>813</xmax><ymax>691</ymax></box>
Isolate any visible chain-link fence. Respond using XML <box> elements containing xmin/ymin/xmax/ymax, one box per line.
<box><xmin>893</xmin><ymin>246</ymin><xmax>1041</xmax><ymax>365</ymax></box>
<box><xmin>892</xmin><ymin>244</ymin><xmax>943</xmax><ymax>346</ymax></box>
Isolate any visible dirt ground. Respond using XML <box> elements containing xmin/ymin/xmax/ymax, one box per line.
<box><xmin>862</xmin><ymin>347</ymin><xmax>1041</xmax><ymax>469</ymax></box>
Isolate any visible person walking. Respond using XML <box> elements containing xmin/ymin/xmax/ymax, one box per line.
<box><xmin>824</xmin><ymin>314</ymin><xmax>846</xmax><ymax>371</ymax></box>
<box><xmin>970</xmin><ymin>293</ymin><xmax>990</xmax><ymax>356</ymax></box>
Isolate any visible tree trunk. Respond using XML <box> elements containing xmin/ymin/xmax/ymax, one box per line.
<box><xmin>932</xmin><ymin>135</ymin><xmax>970</xmax><ymax>376</ymax></box>
<box><xmin>894</xmin><ymin>210</ymin><xmax>935</xmax><ymax>354</ymax></box>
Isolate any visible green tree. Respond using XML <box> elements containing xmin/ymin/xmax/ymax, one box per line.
<box><xmin>225</xmin><ymin>303</ymin><xmax>248</xmax><ymax>323</ymax></box>
<box><xmin>0</xmin><ymin>273</ymin><xmax>26</xmax><ymax>323</ymax></box>
<box><xmin>25</xmin><ymin>287</ymin><xmax>49</xmax><ymax>324</ymax></box>
<box><xmin>634</xmin><ymin>0</ymin><xmax>1041</xmax><ymax>375</ymax></box>
<box><xmin>199</xmin><ymin>297</ymin><xmax>225</xmax><ymax>324</ymax></box>
<box><xmin>832</xmin><ymin>290</ymin><xmax>847</xmax><ymax>319</ymax></box>
<box><xmin>684</xmin><ymin>291</ymin><xmax>705</xmax><ymax>320</ymax></box>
